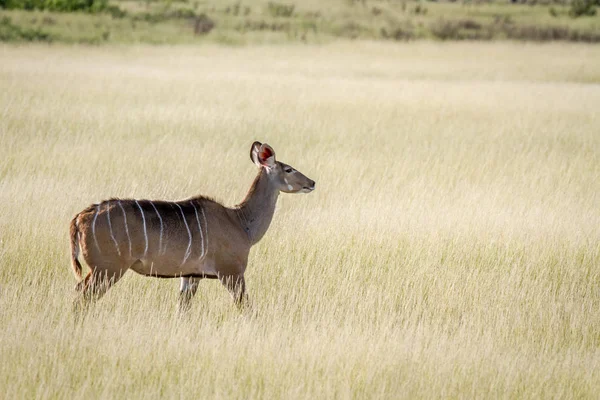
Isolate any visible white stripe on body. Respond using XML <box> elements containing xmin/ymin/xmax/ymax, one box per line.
<box><xmin>149</xmin><ymin>201</ymin><xmax>164</xmax><ymax>255</ymax></box>
<box><xmin>190</xmin><ymin>201</ymin><xmax>205</xmax><ymax>260</ymax></box>
<box><xmin>135</xmin><ymin>200</ymin><xmax>149</xmax><ymax>258</ymax></box>
<box><xmin>118</xmin><ymin>201</ymin><xmax>132</xmax><ymax>257</ymax></box>
<box><xmin>106</xmin><ymin>201</ymin><xmax>122</xmax><ymax>256</ymax></box>
<box><xmin>92</xmin><ymin>205</ymin><xmax>101</xmax><ymax>253</ymax></box>
<box><xmin>200</xmin><ymin>204</ymin><xmax>208</xmax><ymax>256</ymax></box>
<box><xmin>175</xmin><ymin>203</ymin><xmax>192</xmax><ymax>266</ymax></box>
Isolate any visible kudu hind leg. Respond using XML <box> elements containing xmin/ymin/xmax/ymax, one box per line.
<box><xmin>219</xmin><ymin>274</ymin><xmax>250</xmax><ymax>312</ymax></box>
<box><xmin>178</xmin><ymin>277</ymin><xmax>202</xmax><ymax>313</ymax></box>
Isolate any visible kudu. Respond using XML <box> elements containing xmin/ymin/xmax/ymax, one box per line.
<box><xmin>70</xmin><ymin>142</ymin><xmax>315</xmax><ymax>313</ymax></box>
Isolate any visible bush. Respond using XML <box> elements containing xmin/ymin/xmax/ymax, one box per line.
<box><xmin>381</xmin><ymin>26</ymin><xmax>414</xmax><ymax>41</ymax></box>
<box><xmin>1</xmin><ymin>0</ymin><xmax>107</xmax><ymax>12</ymax></box>
<box><xmin>413</xmin><ymin>3</ymin><xmax>427</xmax><ymax>14</ymax></box>
<box><xmin>334</xmin><ymin>21</ymin><xmax>368</xmax><ymax>39</ymax></box>
<box><xmin>505</xmin><ymin>23</ymin><xmax>600</xmax><ymax>42</ymax></box>
<box><xmin>193</xmin><ymin>13</ymin><xmax>215</xmax><ymax>35</ymax></box>
<box><xmin>0</xmin><ymin>15</ymin><xmax>53</xmax><ymax>41</ymax></box>
<box><xmin>267</xmin><ymin>2</ymin><xmax>294</xmax><ymax>18</ymax></box>
<box><xmin>569</xmin><ymin>0</ymin><xmax>597</xmax><ymax>17</ymax></box>
<box><xmin>430</xmin><ymin>20</ymin><xmax>460</xmax><ymax>40</ymax></box>
<box><xmin>430</xmin><ymin>19</ymin><xmax>487</xmax><ymax>40</ymax></box>
<box><xmin>134</xmin><ymin>7</ymin><xmax>199</xmax><ymax>24</ymax></box>
<box><xmin>105</xmin><ymin>4</ymin><xmax>126</xmax><ymax>18</ymax></box>
<box><xmin>235</xmin><ymin>18</ymin><xmax>290</xmax><ymax>33</ymax></box>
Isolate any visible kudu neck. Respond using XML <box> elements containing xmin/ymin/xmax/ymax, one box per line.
<box><xmin>236</xmin><ymin>168</ymin><xmax>279</xmax><ymax>245</ymax></box>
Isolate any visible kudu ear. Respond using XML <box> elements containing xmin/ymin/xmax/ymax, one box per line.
<box><xmin>257</xmin><ymin>143</ymin><xmax>276</xmax><ymax>168</ymax></box>
<box><xmin>250</xmin><ymin>141</ymin><xmax>262</xmax><ymax>166</ymax></box>
<box><xmin>251</xmin><ymin>142</ymin><xmax>276</xmax><ymax>168</ymax></box>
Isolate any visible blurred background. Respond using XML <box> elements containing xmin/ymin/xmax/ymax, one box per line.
<box><xmin>1</xmin><ymin>0</ymin><xmax>599</xmax><ymax>44</ymax></box>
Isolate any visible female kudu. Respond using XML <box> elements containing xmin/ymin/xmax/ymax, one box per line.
<box><xmin>70</xmin><ymin>142</ymin><xmax>315</xmax><ymax>313</ymax></box>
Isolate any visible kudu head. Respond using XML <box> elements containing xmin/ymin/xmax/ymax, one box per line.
<box><xmin>250</xmin><ymin>141</ymin><xmax>316</xmax><ymax>194</ymax></box>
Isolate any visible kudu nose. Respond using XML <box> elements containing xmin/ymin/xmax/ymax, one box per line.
<box><xmin>309</xmin><ymin>180</ymin><xmax>316</xmax><ymax>190</ymax></box>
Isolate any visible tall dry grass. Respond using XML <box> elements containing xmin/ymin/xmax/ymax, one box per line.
<box><xmin>0</xmin><ymin>42</ymin><xmax>599</xmax><ymax>398</ymax></box>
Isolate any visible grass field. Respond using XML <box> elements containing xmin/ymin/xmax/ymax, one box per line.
<box><xmin>1</xmin><ymin>41</ymin><xmax>600</xmax><ymax>398</ymax></box>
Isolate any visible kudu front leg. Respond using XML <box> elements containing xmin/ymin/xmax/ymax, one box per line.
<box><xmin>73</xmin><ymin>268</ymin><xmax>125</xmax><ymax>321</ymax></box>
<box><xmin>178</xmin><ymin>277</ymin><xmax>201</xmax><ymax>314</ymax></box>
<box><xmin>219</xmin><ymin>274</ymin><xmax>250</xmax><ymax>312</ymax></box>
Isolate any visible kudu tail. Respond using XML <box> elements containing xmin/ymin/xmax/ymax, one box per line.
<box><xmin>70</xmin><ymin>215</ymin><xmax>83</xmax><ymax>281</ymax></box>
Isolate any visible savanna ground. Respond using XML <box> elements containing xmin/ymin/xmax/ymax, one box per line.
<box><xmin>1</xmin><ymin>42</ymin><xmax>600</xmax><ymax>398</ymax></box>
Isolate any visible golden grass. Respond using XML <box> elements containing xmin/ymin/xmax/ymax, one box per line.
<box><xmin>0</xmin><ymin>41</ymin><xmax>599</xmax><ymax>398</ymax></box>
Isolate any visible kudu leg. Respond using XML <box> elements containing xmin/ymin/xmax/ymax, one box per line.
<box><xmin>178</xmin><ymin>277</ymin><xmax>202</xmax><ymax>313</ymax></box>
<box><xmin>73</xmin><ymin>268</ymin><xmax>126</xmax><ymax>319</ymax></box>
<box><xmin>219</xmin><ymin>274</ymin><xmax>250</xmax><ymax>312</ymax></box>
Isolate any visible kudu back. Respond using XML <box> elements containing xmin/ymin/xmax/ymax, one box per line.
<box><xmin>70</xmin><ymin>142</ymin><xmax>315</xmax><ymax>312</ymax></box>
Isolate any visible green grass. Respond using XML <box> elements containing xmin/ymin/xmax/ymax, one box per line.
<box><xmin>1</xmin><ymin>0</ymin><xmax>600</xmax><ymax>44</ymax></box>
<box><xmin>1</xmin><ymin>41</ymin><xmax>600</xmax><ymax>398</ymax></box>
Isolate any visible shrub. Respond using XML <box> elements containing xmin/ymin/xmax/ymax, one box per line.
<box><xmin>504</xmin><ymin>23</ymin><xmax>600</xmax><ymax>42</ymax></box>
<box><xmin>193</xmin><ymin>13</ymin><xmax>215</xmax><ymax>35</ymax></box>
<box><xmin>381</xmin><ymin>26</ymin><xmax>414</xmax><ymax>41</ymax></box>
<box><xmin>0</xmin><ymin>15</ymin><xmax>53</xmax><ymax>41</ymax></box>
<box><xmin>569</xmin><ymin>0</ymin><xmax>597</xmax><ymax>17</ymax></box>
<box><xmin>335</xmin><ymin>21</ymin><xmax>359</xmax><ymax>38</ymax></box>
<box><xmin>172</xmin><ymin>8</ymin><xmax>196</xmax><ymax>19</ymax></box>
<box><xmin>235</xmin><ymin>19</ymin><xmax>289</xmax><ymax>33</ymax></box>
<box><xmin>105</xmin><ymin>4</ymin><xmax>126</xmax><ymax>18</ymax></box>
<box><xmin>134</xmin><ymin>7</ymin><xmax>198</xmax><ymax>24</ymax></box>
<box><xmin>267</xmin><ymin>2</ymin><xmax>294</xmax><ymax>18</ymax></box>
<box><xmin>413</xmin><ymin>3</ymin><xmax>427</xmax><ymax>14</ymax></box>
<box><xmin>461</xmin><ymin>19</ymin><xmax>481</xmax><ymax>30</ymax></box>
<box><xmin>1</xmin><ymin>0</ymin><xmax>108</xmax><ymax>12</ymax></box>
<box><xmin>430</xmin><ymin>19</ymin><xmax>460</xmax><ymax>40</ymax></box>
<box><xmin>507</xmin><ymin>24</ymin><xmax>570</xmax><ymax>40</ymax></box>
<box><xmin>430</xmin><ymin>19</ymin><xmax>486</xmax><ymax>40</ymax></box>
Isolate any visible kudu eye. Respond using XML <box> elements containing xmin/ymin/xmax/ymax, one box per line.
<box><xmin>284</xmin><ymin>168</ymin><xmax>292</xmax><ymax>173</ymax></box>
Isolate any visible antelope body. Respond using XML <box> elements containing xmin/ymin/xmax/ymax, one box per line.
<box><xmin>70</xmin><ymin>142</ymin><xmax>315</xmax><ymax>312</ymax></box>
